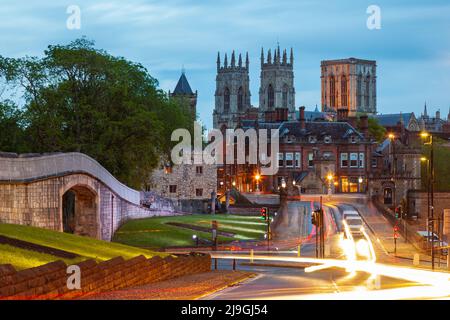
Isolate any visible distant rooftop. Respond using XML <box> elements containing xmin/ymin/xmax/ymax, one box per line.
<box><xmin>173</xmin><ymin>72</ymin><xmax>194</xmax><ymax>95</ymax></box>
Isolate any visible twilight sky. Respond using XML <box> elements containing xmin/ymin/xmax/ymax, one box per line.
<box><xmin>1</xmin><ymin>0</ymin><xmax>449</xmax><ymax>128</ymax></box>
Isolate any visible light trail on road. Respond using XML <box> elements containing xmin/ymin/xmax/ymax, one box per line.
<box><xmin>209</xmin><ymin>253</ymin><xmax>450</xmax><ymax>299</ymax></box>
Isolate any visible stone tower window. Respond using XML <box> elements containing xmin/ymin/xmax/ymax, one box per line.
<box><xmin>341</xmin><ymin>76</ymin><xmax>348</xmax><ymax>107</ymax></box>
<box><xmin>224</xmin><ymin>87</ymin><xmax>230</xmax><ymax>111</ymax></box>
<box><xmin>282</xmin><ymin>84</ymin><xmax>288</xmax><ymax>108</ymax></box>
<box><xmin>357</xmin><ymin>74</ymin><xmax>362</xmax><ymax>107</ymax></box>
<box><xmin>238</xmin><ymin>87</ymin><xmax>243</xmax><ymax>111</ymax></box>
<box><xmin>268</xmin><ymin>84</ymin><xmax>275</xmax><ymax>110</ymax></box>
<box><xmin>330</xmin><ymin>76</ymin><xmax>336</xmax><ymax>107</ymax></box>
<box><xmin>365</xmin><ymin>76</ymin><xmax>370</xmax><ymax>108</ymax></box>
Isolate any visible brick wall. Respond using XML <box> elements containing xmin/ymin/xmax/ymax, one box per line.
<box><xmin>0</xmin><ymin>253</ymin><xmax>211</xmax><ymax>300</ymax></box>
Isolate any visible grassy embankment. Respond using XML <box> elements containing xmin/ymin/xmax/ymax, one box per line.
<box><xmin>113</xmin><ymin>214</ymin><xmax>266</xmax><ymax>249</ymax></box>
<box><xmin>0</xmin><ymin>224</ymin><xmax>166</xmax><ymax>270</ymax></box>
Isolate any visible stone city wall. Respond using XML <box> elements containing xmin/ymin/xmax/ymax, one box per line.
<box><xmin>0</xmin><ymin>253</ymin><xmax>211</xmax><ymax>300</ymax></box>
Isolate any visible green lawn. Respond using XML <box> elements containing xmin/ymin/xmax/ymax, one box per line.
<box><xmin>113</xmin><ymin>214</ymin><xmax>267</xmax><ymax>249</ymax></box>
<box><xmin>0</xmin><ymin>224</ymin><xmax>166</xmax><ymax>270</ymax></box>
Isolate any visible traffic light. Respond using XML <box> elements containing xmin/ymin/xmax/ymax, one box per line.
<box><xmin>395</xmin><ymin>206</ymin><xmax>401</xmax><ymax>219</ymax></box>
<box><xmin>260</xmin><ymin>207</ymin><xmax>268</xmax><ymax>221</ymax></box>
<box><xmin>393</xmin><ymin>224</ymin><xmax>400</xmax><ymax>239</ymax></box>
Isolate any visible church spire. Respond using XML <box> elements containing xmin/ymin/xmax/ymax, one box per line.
<box><xmin>224</xmin><ymin>53</ymin><xmax>228</xmax><ymax>68</ymax></box>
<box><xmin>238</xmin><ymin>53</ymin><xmax>242</xmax><ymax>68</ymax></box>
<box><xmin>282</xmin><ymin>49</ymin><xmax>287</xmax><ymax>65</ymax></box>
<box><xmin>424</xmin><ymin>101</ymin><xmax>428</xmax><ymax>118</ymax></box>
<box><xmin>267</xmin><ymin>49</ymin><xmax>272</xmax><ymax>64</ymax></box>
<box><xmin>231</xmin><ymin>51</ymin><xmax>236</xmax><ymax>67</ymax></box>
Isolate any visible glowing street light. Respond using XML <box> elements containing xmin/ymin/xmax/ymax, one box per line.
<box><xmin>192</xmin><ymin>234</ymin><xmax>199</xmax><ymax>246</ymax></box>
<box><xmin>388</xmin><ymin>133</ymin><xmax>395</xmax><ymax>140</ymax></box>
<box><xmin>281</xmin><ymin>177</ymin><xmax>287</xmax><ymax>189</ymax></box>
<box><xmin>255</xmin><ymin>173</ymin><xmax>261</xmax><ymax>192</ymax></box>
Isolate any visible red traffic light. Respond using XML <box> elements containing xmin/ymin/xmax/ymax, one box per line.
<box><xmin>260</xmin><ymin>207</ymin><xmax>268</xmax><ymax>220</ymax></box>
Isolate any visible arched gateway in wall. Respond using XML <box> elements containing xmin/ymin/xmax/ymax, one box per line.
<box><xmin>0</xmin><ymin>152</ymin><xmax>174</xmax><ymax>240</ymax></box>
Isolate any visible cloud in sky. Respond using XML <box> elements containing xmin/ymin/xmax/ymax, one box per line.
<box><xmin>1</xmin><ymin>0</ymin><xmax>450</xmax><ymax>127</ymax></box>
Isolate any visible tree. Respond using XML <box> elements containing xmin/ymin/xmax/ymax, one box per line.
<box><xmin>368</xmin><ymin>117</ymin><xmax>386</xmax><ymax>142</ymax></box>
<box><xmin>0</xmin><ymin>38</ymin><xmax>192</xmax><ymax>188</ymax></box>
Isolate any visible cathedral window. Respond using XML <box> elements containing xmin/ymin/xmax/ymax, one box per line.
<box><xmin>330</xmin><ymin>76</ymin><xmax>336</xmax><ymax>107</ymax></box>
<box><xmin>238</xmin><ymin>87</ymin><xmax>243</xmax><ymax>111</ymax></box>
<box><xmin>365</xmin><ymin>76</ymin><xmax>370</xmax><ymax>107</ymax></box>
<box><xmin>282</xmin><ymin>84</ymin><xmax>288</xmax><ymax>108</ymax></box>
<box><xmin>357</xmin><ymin>75</ymin><xmax>362</xmax><ymax>107</ymax></box>
<box><xmin>224</xmin><ymin>87</ymin><xmax>230</xmax><ymax>111</ymax></box>
<box><xmin>268</xmin><ymin>84</ymin><xmax>275</xmax><ymax>110</ymax></box>
<box><xmin>341</xmin><ymin>76</ymin><xmax>348</xmax><ymax>107</ymax></box>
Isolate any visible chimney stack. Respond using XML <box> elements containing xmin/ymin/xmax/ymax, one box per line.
<box><xmin>337</xmin><ymin>108</ymin><xmax>349</xmax><ymax>122</ymax></box>
<box><xmin>300</xmin><ymin>106</ymin><xmax>306</xmax><ymax>130</ymax></box>
<box><xmin>360</xmin><ymin>115</ymin><xmax>369</xmax><ymax>138</ymax></box>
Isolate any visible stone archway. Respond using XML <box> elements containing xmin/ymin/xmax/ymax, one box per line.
<box><xmin>62</xmin><ymin>185</ymin><xmax>99</xmax><ymax>238</ymax></box>
<box><xmin>383</xmin><ymin>187</ymin><xmax>393</xmax><ymax>205</ymax></box>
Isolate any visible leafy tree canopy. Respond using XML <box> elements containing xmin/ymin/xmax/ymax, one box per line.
<box><xmin>0</xmin><ymin>38</ymin><xmax>193</xmax><ymax>188</ymax></box>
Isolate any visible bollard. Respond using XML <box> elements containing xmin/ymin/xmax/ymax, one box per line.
<box><xmin>250</xmin><ymin>249</ymin><xmax>254</xmax><ymax>264</ymax></box>
<box><xmin>297</xmin><ymin>245</ymin><xmax>301</xmax><ymax>257</ymax></box>
<box><xmin>413</xmin><ymin>253</ymin><xmax>420</xmax><ymax>266</ymax></box>
<box><xmin>232</xmin><ymin>259</ymin><xmax>236</xmax><ymax>271</ymax></box>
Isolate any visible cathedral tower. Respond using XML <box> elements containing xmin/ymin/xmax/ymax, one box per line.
<box><xmin>258</xmin><ymin>46</ymin><xmax>296</xmax><ymax>120</ymax></box>
<box><xmin>321</xmin><ymin>58</ymin><xmax>377</xmax><ymax>115</ymax></box>
<box><xmin>213</xmin><ymin>51</ymin><xmax>251</xmax><ymax>129</ymax></box>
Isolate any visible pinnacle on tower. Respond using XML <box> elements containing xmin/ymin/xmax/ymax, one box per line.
<box><xmin>424</xmin><ymin>101</ymin><xmax>428</xmax><ymax>117</ymax></box>
<box><xmin>267</xmin><ymin>49</ymin><xmax>272</xmax><ymax>64</ymax></box>
<box><xmin>217</xmin><ymin>52</ymin><xmax>221</xmax><ymax>71</ymax></box>
<box><xmin>238</xmin><ymin>53</ymin><xmax>242</xmax><ymax>68</ymax></box>
<box><xmin>261</xmin><ymin>48</ymin><xmax>264</xmax><ymax>67</ymax></box>
<box><xmin>246</xmin><ymin>52</ymin><xmax>249</xmax><ymax>70</ymax></box>
<box><xmin>224</xmin><ymin>53</ymin><xmax>228</xmax><ymax>68</ymax></box>
<box><xmin>282</xmin><ymin>49</ymin><xmax>287</xmax><ymax>65</ymax></box>
<box><xmin>276</xmin><ymin>45</ymin><xmax>281</xmax><ymax>64</ymax></box>
<box><xmin>231</xmin><ymin>51</ymin><xmax>236</xmax><ymax>67</ymax></box>
<box><xmin>290</xmin><ymin>48</ymin><xmax>294</xmax><ymax>66</ymax></box>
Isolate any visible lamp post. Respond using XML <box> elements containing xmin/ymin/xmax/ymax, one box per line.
<box><xmin>421</xmin><ymin>131</ymin><xmax>435</xmax><ymax>270</ymax></box>
<box><xmin>326</xmin><ymin>173</ymin><xmax>334</xmax><ymax>195</ymax></box>
<box><xmin>388</xmin><ymin>133</ymin><xmax>397</xmax><ymax>208</ymax></box>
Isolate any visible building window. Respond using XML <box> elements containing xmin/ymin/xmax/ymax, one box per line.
<box><xmin>330</xmin><ymin>76</ymin><xmax>336</xmax><ymax>107</ymax></box>
<box><xmin>371</xmin><ymin>158</ymin><xmax>377</xmax><ymax>168</ymax></box>
<box><xmin>224</xmin><ymin>87</ymin><xmax>230</xmax><ymax>111</ymax></box>
<box><xmin>164</xmin><ymin>166</ymin><xmax>173</xmax><ymax>174</ymax></box>
<box><xmin>295</xmin><ymin>152</ymin><xmax>301</xmax><ymax>168</ymax></box>
<box><xmin>308</xmin><ymin>136</ymin><xmax>317</xmax><ymax>144</ymax></box>
<box><xmin>268</xmin><ymin>84</ymin><xmax>275</xmax><ymax>110</ymax></box>
<box><xmin>359</xmin><ymin>153</ymin><xmax>365</xmax><ymax>168</ymax></box>
<box><xmin>350</xmin><ymin>136</ymin><xmax>357</xmax><ymax>143</ymax></box>
<box><xmin>340</xmin><ymin>153</ymin><xmax>348</xmax><ymax>167</ymax></box>
<box><xmin>196</xmin><ymin>188</ymin><xmax>203</xmax><ymax>197</ymax></box>
<box><xmin>365</xmin><ymin>76</ymin><xmax>370</xmax><ymax>107</ymax></box>
<box><xmin>238</xmin><ymin>87</ymin><xmax>243</xmax><ymax>111</ymax></box>
<box><xmin>341</xmin><ymin>177</ymin><xmax>349</xmax><ymax>193</ymax></box>
<box><xmin>308</xmin><ymin>152</ymin><xmax>314</xmax><ymax>168</ymax></box>
<box><xmin>285</xmin><ymin>153</ymin><xmax>294</xmax><ymax>167</ymax></box>
<box><xmin>169</xmin><ymin>185</ymin><xmax>177</xmax><ymax>193</ymax></box>
<box><xmin>196</xmin><ymin>166</ymin><xmax>203</xmax><ymax>174</ymax></box>
<box><xmin>341</xmin><ymin>75</ymin><xmax>347</xmax><ymax>107</ymax></box>
<box><xmin>324</xmin><ymin>136</ymin><xmax>332</xmax><ymax>144</ymax></box>
<box><xmin>350</xmin><ymin>153</ymin><xmax>358</xmax><ymax>168</ymax></box>
<box><xmin>278</xmin><ymin>153</ymin><xmax>284</xmax><ymax>168</ymax></box>
<box><xmin>282</xmin><ymin>84</ymin><xmax>288</xmax><ymax>108</ymax></box>
<box><xmin>357</xmin><ymin>74</ymin><xmax>362</xmax><ymax>107</ymax></box>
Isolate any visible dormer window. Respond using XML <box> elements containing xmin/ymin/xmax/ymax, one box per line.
<box><xmin>324</xmin><ymin>136</ymin><xmax>332</xmax><ymax>144</ymax></box>
<box><xmin>308</xmin><ymin>136</ymin><xmax>317</xmax><ymax>144</ymax></box>
<box><xmin>350</xmin><ymin>136</ymin><xmax>358</xmax><ymax>143</ymax></box>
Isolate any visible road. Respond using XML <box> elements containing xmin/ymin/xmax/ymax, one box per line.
<box><xmin>204</xmin><ymin>196</ymin><xmax>450</xmax><ymax>300</ymax></box>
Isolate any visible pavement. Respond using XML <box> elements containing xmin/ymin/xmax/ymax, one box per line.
<box><xmin>82</xmin><ymin>271</ymin><xmax>255</xmax><ymax>300</ymax></box>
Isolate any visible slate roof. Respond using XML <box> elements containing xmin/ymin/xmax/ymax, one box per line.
<box><xmin>278</xmin><ymin>121</ymin><xmax>364</xmax><ymax>140</ymax></box>
<box><xmin>173</xmin><ymin>73</ymin><xmax>194</xmax><ymax>95</ymax></box>
<box><xmin>372</xmin><ymin>113</ymin><xmax>414</xmax><ymax>127</ymax></box>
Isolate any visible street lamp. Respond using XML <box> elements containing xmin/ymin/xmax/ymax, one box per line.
<box><xmin>255</xmin><ymin>173</ymin><xmax>261</xmax><ymax>192</ymax></box>
<box><xmin>388</xmin><ymin>133</ymin><xmax>397</xmax><ymax>208</ymax></box>
<box><xmin>192</xmin><ymin>234</ymin><xmax>199</xmax><ymax>246</ymax></box>
<box><xmin>326</xmin><ymin>173</ymin><xmax>334</xmax><ymax>195</ymax></box>
<box><xmin>281</xmin><ymin>177</ymin><xmax>287</xmax><ymax>189</ymax></box>
<box><xmin>421</xmin><ymin>131</ymin><xmax>435</xmax><ymax>270</ymax></box>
